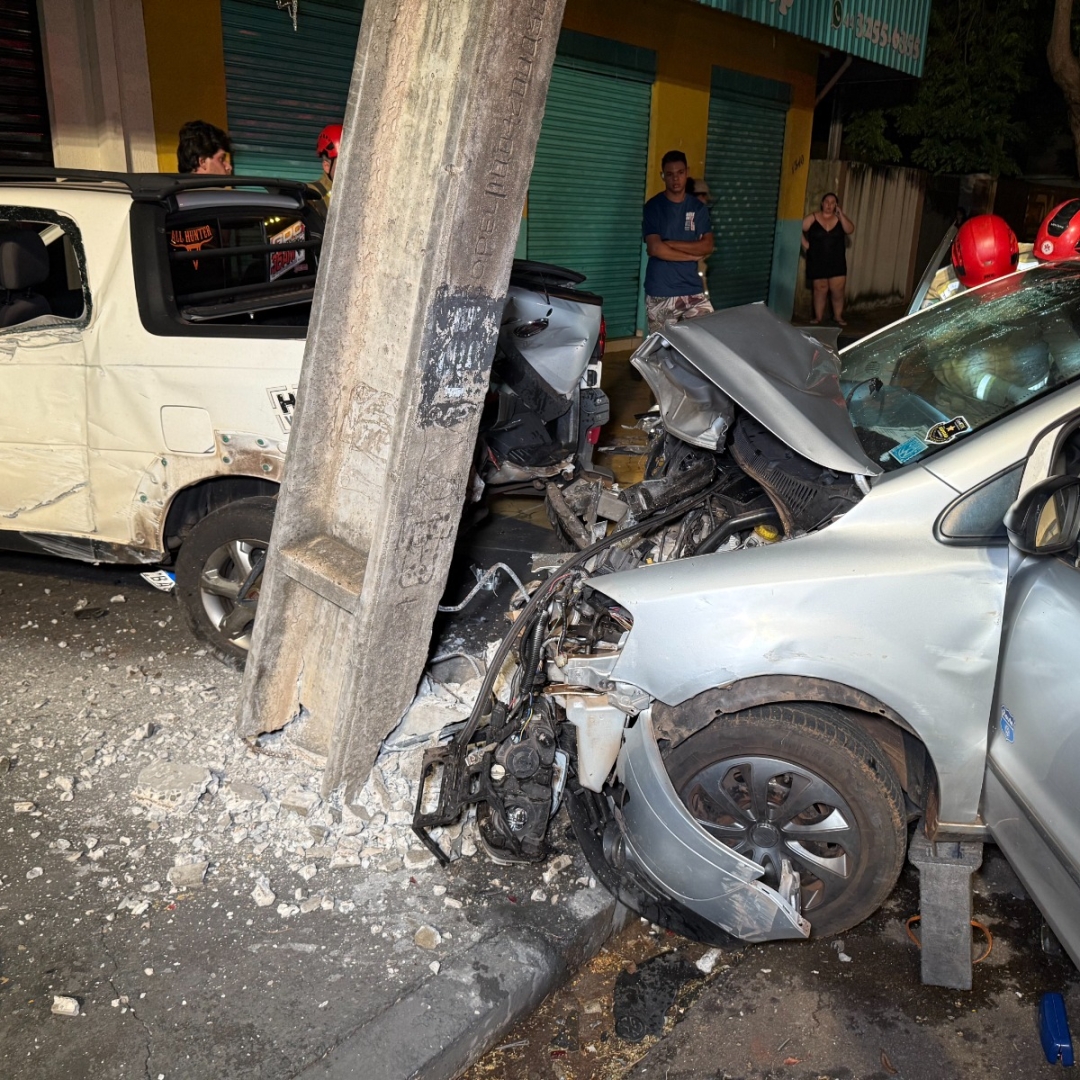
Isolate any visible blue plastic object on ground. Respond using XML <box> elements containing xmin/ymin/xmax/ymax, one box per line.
<box><xmin>1041</xmin><ymin>992</ymin><xmax>1075</xmax><ymax>1066</ymax></box>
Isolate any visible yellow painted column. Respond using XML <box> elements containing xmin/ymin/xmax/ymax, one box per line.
<box><xmin>141</xmin><ymin>0</ymin><xmax>228</xmax><ymax>172</ymax></box>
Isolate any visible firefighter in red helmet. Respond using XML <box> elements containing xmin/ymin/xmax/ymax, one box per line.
<box><xmin>314</xmin><ymin>123</ymin><xmax>344</xmax><ymax>214</ymax></box>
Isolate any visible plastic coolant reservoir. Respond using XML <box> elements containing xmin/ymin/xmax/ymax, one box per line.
<box><xmin>562</xmin><ymin>694</ymin><xmax>627</xmax><ymax>792</ymax></box>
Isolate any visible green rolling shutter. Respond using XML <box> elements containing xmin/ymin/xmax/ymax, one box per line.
<box><xmin>526</xmin><ymin>33</ymin><xmax>654</xmax><ymax>337</ymax></box>
<box><xmin>704</xmin><ymin>68</ymin><xmax>790</xmax><ymax>310</ymax></box>
<box><xmin>222</xmin><ymin>0</ymin><xmax>363</xmax><ymax>181</ymax></box>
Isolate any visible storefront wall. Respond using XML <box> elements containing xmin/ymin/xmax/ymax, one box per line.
<box><xmin>141</xmin><ymin>0</ymin><xmax>229</xmax><ymax>173</ymax></box>
<box><xmin>560</xmin><ymin>0</ymin><xmax>818</xmax><ymax>323</ymax></box>
<box><xmin>132</xmin><ymin>0</ymin><xmax>815</xmax><ymax>318</ymax></box>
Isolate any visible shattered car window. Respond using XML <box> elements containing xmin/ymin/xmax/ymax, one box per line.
<box><xmin>0</xmin><ymin>211</ymin><xmax>88</xmax><ymax>326</ymax></box>
<box><xmin>840</xmin><ymin>265</ymin><xmax>1080</xmax><ymax>469</ymax></box>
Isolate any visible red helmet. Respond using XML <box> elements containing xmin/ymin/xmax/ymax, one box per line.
<box><xmin>316</xmin><ymin>123</ymin><xmax>343</xmax><ymax>159</ymax></box>
<box><xmin>951</xmin><ymin>214</ymin><xmax>1019</xmax><ymax>288</ymax></box>
<box><xmin>1034</xmin><ymin>200</ymin><xmax>1080</xmax><ymax>262</ymax></box>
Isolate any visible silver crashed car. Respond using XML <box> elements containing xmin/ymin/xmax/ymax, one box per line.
<box><xmin>415</xmin><ymin>263</ymin><xmax>1080</xmax><ymax>965</ymax></box>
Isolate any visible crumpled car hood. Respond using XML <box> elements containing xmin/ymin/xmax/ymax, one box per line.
<box><xmin>632</xmin><ymin>303</ymin><xmax>881</xmax><ymax>476</ymax></box>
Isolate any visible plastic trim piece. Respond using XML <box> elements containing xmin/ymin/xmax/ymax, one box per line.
<box><xmin>615</xmin><ymin>710</ymin><xmax>810</xmax><ymax>943</ymax></box>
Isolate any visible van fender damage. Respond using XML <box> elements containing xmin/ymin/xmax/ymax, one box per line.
<box><xmin>130</xmin><ymin>430</ymin><xmax>285</xmax><ymax>552</ymax></box>
<box><xmin>614</xmin><ymin>710</ymin><xmax>810</xmax><ymax>943</ymax></box>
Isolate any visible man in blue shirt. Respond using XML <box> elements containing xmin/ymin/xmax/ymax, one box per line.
<box><xmin>642</xmin><ymin>150</ymin><xmax>715</xmax><ymax>332</ymax></box>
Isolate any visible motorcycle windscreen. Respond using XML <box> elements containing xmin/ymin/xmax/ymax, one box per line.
<box><xmin>632</xmin><ymin>303</ymin><xmax>881</xmax><ymax>476</ymax></box>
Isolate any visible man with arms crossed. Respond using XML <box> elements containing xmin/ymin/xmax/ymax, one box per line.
<box><xmin>642</xmin><ymin>151</ymin><xmax>715</xmax><ymax>333</ymax></box>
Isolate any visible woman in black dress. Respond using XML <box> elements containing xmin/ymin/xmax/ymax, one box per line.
<box><xmin>801</xmin><ymin>192</ymin><xmax>855</xmax><ymax>325</ymax></box>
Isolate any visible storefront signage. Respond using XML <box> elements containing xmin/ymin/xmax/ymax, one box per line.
<box><xmin>692</xmin><ymin>0</ymin><xmax>932</xmax><ymax>76</ymax></box>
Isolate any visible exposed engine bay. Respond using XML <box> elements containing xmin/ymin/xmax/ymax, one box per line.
<box><xmin>414</xmin><ymin>305</ymin><xmax>877</xmax><ymax>945</ymax></box>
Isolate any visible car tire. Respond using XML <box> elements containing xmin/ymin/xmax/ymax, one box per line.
<box><xmin>174</xmin><ymin>496</ymin><xmax>276</xmax><ymax>668</ymax></box>
<box><xmin>663</xmin><ymin>703</ymin><xmax>906</xmax><ymax>938</ymax></box>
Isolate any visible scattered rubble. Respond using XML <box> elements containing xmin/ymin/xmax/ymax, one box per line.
<box><xmin>133</xmin><ymin>761</ymin><xmax>213</xmax><ymax>813</ymax></box>
<box><xmin>414</xmin><ymin>925</ymin><xmax>442</xmax><ymax>950</ymax></box>
<box><xmin>51</xmin><ymin>995</ymin><xmax>81</xmax><ymax>1017</ymax></box>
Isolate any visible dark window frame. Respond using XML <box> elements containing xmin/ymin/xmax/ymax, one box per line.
<box><xmin>130</xmin><ymin>200</ymin><xmax>322</xmax><ymax>339</ymax></box>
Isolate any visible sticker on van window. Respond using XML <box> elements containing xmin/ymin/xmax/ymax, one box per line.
<box><xmin>267</xmin><ymin>385</ymin><xmax>299</xmax><ymax>432</ymax></box>
<box><xmin>925</xmin><ymin>416</ymin><xmax>971</xmax><ymax>445</ymax></box>
<box><xmin>269</xmin><ymin>221</ymin><xmax>307</xmax><ymax>281</ymax></box>
<box><xmin>169</xmin><ymin>223</ymin><xmax>217</xmax><ymax>271</ymax></box>
<box><xmin>1000</xmin><ymin>705</ymin><xmax>1015</xmax><ymax>743</ymax></box>
<box><xmin>888</xmin><ymin>437</ymin><xmax>927</xmax><ymax>465</ymax></box>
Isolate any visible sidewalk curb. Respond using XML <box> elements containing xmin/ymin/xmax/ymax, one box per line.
<box><xmin>298</xmin><ymin>889</ymin><xmax>626</xmax><ymax>1080</ymax></box>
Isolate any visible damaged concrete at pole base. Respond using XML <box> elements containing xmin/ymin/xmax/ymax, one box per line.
<box><xmin>236</xmin><ymin>0</ymin><xmax>568</xmax><ymax>799</ymax></box>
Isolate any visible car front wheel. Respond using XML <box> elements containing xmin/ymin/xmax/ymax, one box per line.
<box><xmin>174</xmin><ymin>496</ymin><xmax>276</xmax><ymax>667</ymax></box>
<box><xmin>664</xmin><ymin>703</ymin><xmax>907</xmax><ymax>937</ymax></box>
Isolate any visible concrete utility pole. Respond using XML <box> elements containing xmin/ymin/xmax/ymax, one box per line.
<box><xmin>237</xmin><ymin>0</ymin><xmax>566</xmax><ymax>796</ymax></box>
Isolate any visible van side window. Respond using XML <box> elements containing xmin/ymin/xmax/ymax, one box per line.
<box><xmin>0</xmin><ymin>212</ymin><xmax>88</xmax><ymax>330</ymax></box>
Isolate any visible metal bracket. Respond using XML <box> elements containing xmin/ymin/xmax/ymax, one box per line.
<box><xmin>908</xmin><ymin>823</ymin><xmax>984</xmax><ymax>989</ymax></box>
<box><xmin>276</xmin><ymin>0</ymin><xmax>298</xmax><ymax>31</ymax></box>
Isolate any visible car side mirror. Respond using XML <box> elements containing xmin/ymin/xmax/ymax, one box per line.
<box><xmin>1004</xmin><ymin>475</ymin><xmax>1080</xmax><ymax>555</ymax></box>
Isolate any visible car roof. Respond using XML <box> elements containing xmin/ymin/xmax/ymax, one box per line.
<box><xmin>0</xmin><ymin>167</ymin><xmax>318</xmax><ymax>208</ymax></box>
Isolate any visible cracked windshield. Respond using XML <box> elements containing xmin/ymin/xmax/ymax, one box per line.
<box><xmin>841</xmin><ymin>266</ymin><xmax>1080</xmax><ymax>469</ymax></box>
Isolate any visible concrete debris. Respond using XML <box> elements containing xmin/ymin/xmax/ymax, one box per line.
<box><xmin>251</xmin><ymin>877</ymin><xmax>276</xmax><ymax>908</ymax></box>
<box><xmin>414</xmin><ymin>925</ymin><xmax>442</xmax><ymax>950</ymax></box>
<box><xmin>131</xmin><ymin>723</ymin><xmax>154</xmax><ymax>741</ymax></box>
<box><xmin>133</xmin><ymin>761</ymin><xmax>213</xmax><ymax>813</ymax></box>
<box><xmin>299</xmin><ymin>864</ymin><xmax>318</xmax><ymax>881</ymax></box>
<box><xmin>429</xmin><ymin>961</ymin><xmax>441</xmax><ymax>975</ymax></box>
<box><xmin>0</xmin><ymin>755</ymin><xmax>11</xmax><ymax>773</ymax></box>
<box><xmin>281</xmin><ymin>787</ymin><xmax>320</xmax><ymax>818</ymax></box>
<box><xmin>443</xmin><ymin>897</ymin><xmax>463</xmax><ymax>910</ymax></box>
<box><xmin>277</xmin><ymin>902</ymin><xmax>300</xmax><ymax>918</ymax></box>
<box><xmin>531</xmin><ymin>888</ymin><xmax>547</xmax><ymax>903</ymax></box>
<box><xmin>329</xmin><ymin>850</ymin><xmax>361</xmax><ymax>869</ymax></box>
<box><xmin>168</xmin><ymin>861</ymin><xmax>209</xmax><ymax>888</ymax></box>
<box><xmin>14</xmin><ymin>802</ymin><xmax>35</xmax><ymax>813</ymax></box>
<box><xmin>109</xmin><ymin>594</ymin><xmax>126</xmax><ymax>603</ymax></box>
<box><xmin>26</xmin><ymin>866</ymin><xmax>43</xmax><ymax>880</ymax></box>
<box><xmin>51</xmin><ymin>995</ymin><xmax>81</xmax><ymax>1017</ymax></box>
<box><xmin>696</xmin><ymin>949</ymin><xmax>725</xmax><ymax>975</ymax></box>
<box><xmin>542</xmin><ymin>853</ymin><xmax>574</xmax><ymax>884</ymax></box>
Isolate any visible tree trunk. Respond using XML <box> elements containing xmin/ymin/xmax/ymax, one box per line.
<box><xmin>1048</xmin><ymin>0</ymin><xmax>1080</xmax><ymax>177</ymax></box>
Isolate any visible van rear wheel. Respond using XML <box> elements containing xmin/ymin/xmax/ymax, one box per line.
<box><xmin>174</xmin><ymin>496</ymin><xmax>276</xmax><ymax>667</ymax></box>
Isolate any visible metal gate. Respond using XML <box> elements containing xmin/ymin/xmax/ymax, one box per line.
<box><xmin>526</xmin><ymin>33</ymin><xmax>655</xmax><ymax>337</ymax></box>
<box><xmin>222</xmin><ymin>0</ymin><xmax>363</xmax><ymax>180</ymax></box>
<box><xmin>704</xmin><ymin>68</ymin><xmax>790</xmax><ymax>309</ymax></box>
<box><xmin>0</xmin><ymin>0</ymin><xmax>51</xmax><ymax>166</ymax></box>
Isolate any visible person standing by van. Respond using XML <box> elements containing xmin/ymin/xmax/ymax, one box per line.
<box><xmin>642</xmin><ymin>150</ymin><xmax>715</xmax><ymax>333</ymax></box>
<box><xmin>177</xmin><ymin>120</ymin><xmax>233</xmax><ymax>175</ymax></box>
